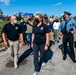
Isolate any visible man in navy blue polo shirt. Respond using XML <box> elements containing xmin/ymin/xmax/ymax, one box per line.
<box><xmin>20</xmin><ymin>18</ymin><xmax>27</xmax><ymax>44</ymax></box>
<box><xmin>2</xmin><ymin>15</ymin><xmax>24</xmax><ymax>69</ymax></box>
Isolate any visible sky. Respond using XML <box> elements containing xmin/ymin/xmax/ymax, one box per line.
<box><xmin>0</xmin><ymin>0</ymin><xmax>76</xmax><ymax>17</ymax></box>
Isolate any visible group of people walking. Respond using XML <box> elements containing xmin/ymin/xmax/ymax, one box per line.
<box><xmin>1</xmin><ymin>11</ymin><xmax>76</xmax><ymax>75</ymax></box>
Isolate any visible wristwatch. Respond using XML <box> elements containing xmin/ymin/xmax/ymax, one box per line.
<box><xmin>45</xmin><ymin>44</ymin><xmax>48</xmax><ymax>46</ymax></box>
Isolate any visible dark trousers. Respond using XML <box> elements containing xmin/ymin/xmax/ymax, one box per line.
<box><xmin>22</xmin><ymin>31</ymin><xmax>27</xmax><ymax>43</ymax></box>
<box><xmin>63</xmin><ymin>33</ymin><xmax>75</xmax><ymax>59</ymax></box>
<box><xmin>33</xmin><ymin>43</ymin><xmax>46</xmax><ymax>71</ymax></box>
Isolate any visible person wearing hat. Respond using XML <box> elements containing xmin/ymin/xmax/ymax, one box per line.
<box><xmin>58</xmin><ymin>11</ymin><xmax>76</xmax><ymax>62</ymax></box>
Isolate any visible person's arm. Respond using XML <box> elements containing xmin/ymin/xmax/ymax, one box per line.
<box><xmin>2</xmin><ymin>24</ymin><xmax>8</xmax><ymax>46</ymax></box>
<box><xmin>45</xmin><ymin>33</ymin><xmax>49</xmax><ymax>46</ymax></box>
<box><xmin>32</xmin><ymin>33</ymin><xmax>34</xmax><ymax>43</ymax></box>
<box><xmin>44</xmin><ymin>24</ymin><xmax>49</xmax><ymax>50</ymax></box>
<box><xmin>44</xmin><ymin>33</ymin><xmax>49</xmax><ymax>51</ymax></box>
<box><xmin>31</xmin><ymin>33</ymin><xmax>35</xmax><ymax>48</ymax></box>
<box><xmin>20</xmin><ymin>33</ymin><xmax>25</xmax><ymax>46</ymax></box>
<box><xmin>2</xmin><ymin>33</ymin><xmax>8</xmax><ymax>46</ymax></box>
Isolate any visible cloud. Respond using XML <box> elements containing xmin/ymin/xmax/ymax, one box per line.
<box><xmin>0</xmin><ymin>0</ymin><xmax>15</xmax><ymax>5</ymax></box>
<box><xmin>0</xmin><ymin>0</ymin><xmax>10</xmax><ymax>5</ymax></box>
<box><xmin>53</xmin><ymin>2</ymin><xmax>63</xmax><ymax>6</ymax></box>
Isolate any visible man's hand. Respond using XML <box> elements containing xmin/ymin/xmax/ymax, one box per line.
<box><xmin>4</xmin><ymin>41</ymin><xmax>8</xmax><ymax>46</ymax></box>
<box><xmin>70</xmin><ymin>31</ymin><xmax>74</xmax><ymax>35</ymax></box>
<box><xmin>44</xmin><ymin>45</ymin><xmax>48</xmax><ymax>51</ymax></box>
<box><xmin>20</xmin><ymin>41</ymin><xmax>25</xmax><ymax>46</ymax></box>
<box><xmin>60</xmin><ymin>32</ymin><xmax>63</xmax><ymax>36</ymax></box>
<box><xmin>31</xmin><ymin>43</ymin><xmax>33</xmax><ymax>49</ymax></box>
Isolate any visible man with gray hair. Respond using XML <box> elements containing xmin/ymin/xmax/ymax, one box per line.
<box><xmin>2</xmin><ymin>15</ymin><xmax>24</xmax><ymax>69</ymax></box>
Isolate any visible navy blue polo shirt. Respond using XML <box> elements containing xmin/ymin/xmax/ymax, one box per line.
<box><xmin>20</xmin><ymin>21</ymin><xmax>27</xmax><ymax>32</ymax></box>
<box><xmin>45</xmin><ymin>22</ymin><xmax>54</xmax><ymax>32</ymax></box>
<box><xmin>32</xmin><ymin>23</ymin><xmax>49</xmax><ymax>44</ymax></box>
<box><xmin>2</xmin><ymin>22</ymin><xmax>22</xmax><ymax>41</ymax></box>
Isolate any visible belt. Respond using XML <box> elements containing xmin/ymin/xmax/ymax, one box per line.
<box><xmin>8</xmin><ymin>39</ymin><xmax>19</xmax><ymax>42</ymax></box>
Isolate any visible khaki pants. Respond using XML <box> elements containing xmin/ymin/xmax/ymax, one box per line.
<box><xmin>48</xmin><ymin>32</ymin><xmax>52</xmax><ymax>46</ymax></box>
<box><xmin>8</xmin><ymin>40</ymin><xmax>19</xmax><ymax>65</ymax></box>
<box><xmin>54</xmin><ymin>30</ymin><xmax>59</xmax><ymax>41</ymax></box>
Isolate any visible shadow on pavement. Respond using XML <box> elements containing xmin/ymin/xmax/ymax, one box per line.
<box><xmin>50</xmin><ymin>40</ymin><xmax>55</xmax><ymax>47</ymax></box>
<box><xmin>38</xmin><ymin>48</ymin><xmax>53</xmax><ymax>72</ymax></box>
<box><xmin>18</xmin><ymin>48</ymin><xmax>33</xmax><ymax>65</ymax></box>
<box><xmin>6</xmin><ymin>60</ymin><xmax>14</xmax><ymax>68</ymax></box>
<box><xmin>58</xmin><ymin>44</ymin><xmax>76</xmax><ymax>62</ymax></box>
<box><xmin>5</xmin><ymin>48</ymin><xmax>33</xmax><ymax>68</ymax></box>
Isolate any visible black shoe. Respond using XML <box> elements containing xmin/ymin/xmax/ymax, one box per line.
<box><xmin>59</xmin><ymin>37</ymin><xmax>61</xmax><ymax>39</ymax></box>
<box><xmin>73</xmin><ymin>59</ymin><xmax>76</xmax><ymax>63</ymax></box>
<box><xmin>63</xmin><ymin>56</ymin><xmax>66</xmax><ymax>60</ymax></box>
<box><xmin>57</xmin><ymin>41</ymin><xmax>59</xmax><ymax>43</ymax></box>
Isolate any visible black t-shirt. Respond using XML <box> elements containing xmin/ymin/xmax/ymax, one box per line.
<box><xmin>2</xmin><ymin>23</ymin><xmax>22</xmax><ymax>41</ymax></box>
<box><xmin>32</xmin><ymin>23</ymin><xmax>49</xmax><ymax>44</ymax></box>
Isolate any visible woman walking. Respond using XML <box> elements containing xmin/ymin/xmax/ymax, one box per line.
<box><xmin>31</xmin><ymin>13</ymin><xmax>49</xmax><ymax>75</ymax></box>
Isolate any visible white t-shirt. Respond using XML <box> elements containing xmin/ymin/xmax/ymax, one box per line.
<box><xmin>53</xmin><ymin>22</ymin><xmax>60</xmax><ymax>30</ymax></box>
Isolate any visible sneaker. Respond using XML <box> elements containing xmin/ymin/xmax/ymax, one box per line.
<box><xmin>42</xmin><ymin>62</ymin><xmax>46</xmax><ymax>66</ymax></box>
<box><xmin>33</xmin><ymin>71</ymin><xmax>38</xmax><ymax>75</ymax></box>
<box><xmin>31</xmin><ymin>52</ymin><xmax>33</xmax><ymax>55</ymax></box>
<box><xmin>14</xmin><ymin>62</ymin><xmax>18</xmax><ymax>69</ymax></box>
<box><xmin>15</xmin><ymin>65</ymin><xmax>18</xmax><ymax>69</ymax></box>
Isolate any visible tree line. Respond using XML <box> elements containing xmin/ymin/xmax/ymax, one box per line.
<box><xmin>0</xmin><ymin>9</ymin><xmax>76</xmax><ymax>21</ymax></box>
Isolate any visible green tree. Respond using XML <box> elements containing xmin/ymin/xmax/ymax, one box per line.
<box><xmin>0</xmin><ymin>9</ymin><xmax>3</xmax><ymax>20</ymax></box>
<box><xmin>51</xmin><ymin>15</ymin><xmax>54</xmax><ymax>19</ymax></box>
<box><xmin>43</xmin><ymin>14</ymin><xmax>48</xmax><ymax>18</ymax></box>
<box><xmin>50</xmin><ymin>16</ymin><xmax>52</xmax><ymax>18</ymax></box>
<box><xmin>17</xmin><ymin>12</ymin><xmax>23</xmax><ymax>20</ymax></box>
<box><xmin>73</xmin><ymin>16</ymin><xmax>76</xmax><ymax>20</ymax></box>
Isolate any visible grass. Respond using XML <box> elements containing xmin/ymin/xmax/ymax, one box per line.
<box><xmin>0</xmin><ymin>21</ymin><xmax>9</xmax><ymax>48</ymax></box>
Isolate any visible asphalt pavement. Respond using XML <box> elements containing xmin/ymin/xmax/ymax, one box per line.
<box><xmin>0</xmin><ymin>36</ymin><xmax>76</xmax><ymax>75</ymax></box>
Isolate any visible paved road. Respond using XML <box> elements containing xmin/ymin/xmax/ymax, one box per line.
<box><xmin>0</xmin><ymin>36</ymin><xmax>76</xmax><ymax>75</ymax></box>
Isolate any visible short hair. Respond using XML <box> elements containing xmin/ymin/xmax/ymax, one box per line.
<box><xmin>55</xmin><ymin>19</ymin><xmax>59</xmax><ymax>22</ymax></box>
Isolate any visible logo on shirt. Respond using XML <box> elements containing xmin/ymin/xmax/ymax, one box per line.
<box><xmin>24</xmin><ymin>23</ymin><xmax>26</xmax><ymax>25</ymax></box>
<box><xmin>47</xmin><ymin>22</ymin><xmax>50</xmax><ymax>26</ymax></box>
<box><xmin>15</xmin><ymin>27</ymin><xmax>18</xmax><ymax>30</ymax></box>
<box><xmin>40</xmin><ymin>27</ymin><xmax>44</xmax><ymax>30</ymax></box>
